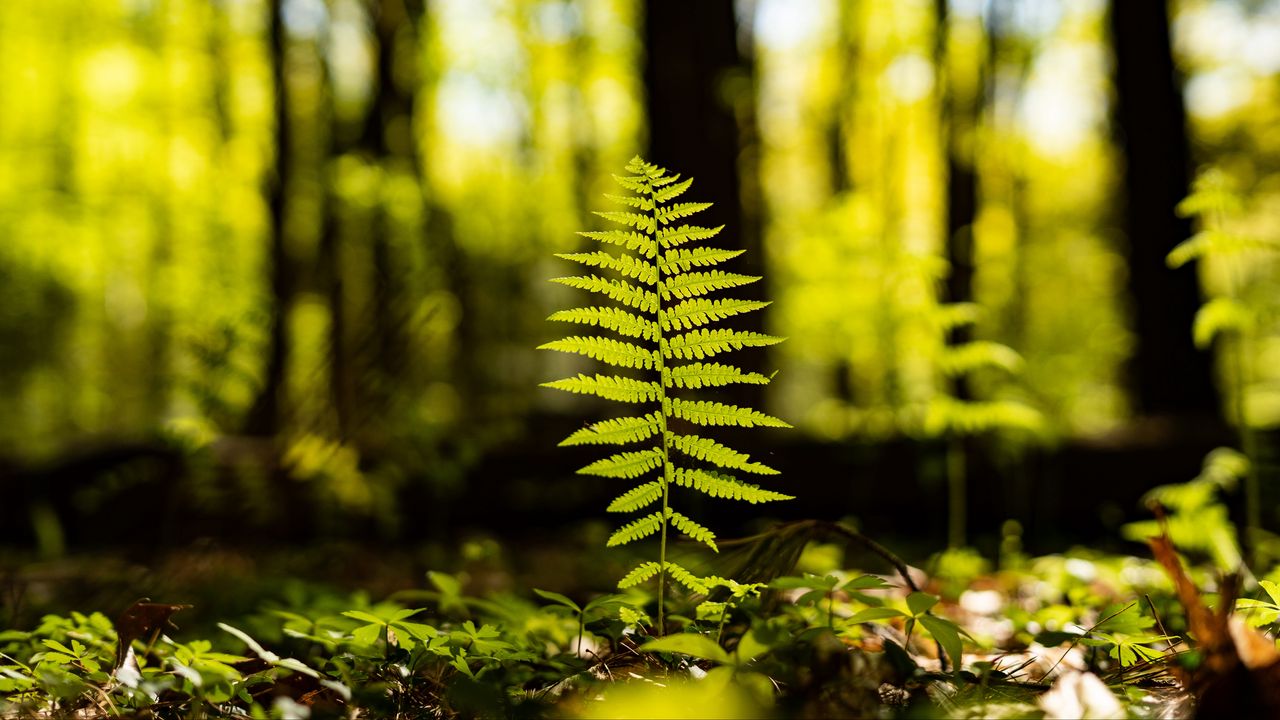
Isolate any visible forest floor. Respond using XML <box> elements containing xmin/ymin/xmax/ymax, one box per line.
<box><xmin>3</xmin><ymin>521</ymin><xmax>1278</xmax><ymax>719</ymax></box>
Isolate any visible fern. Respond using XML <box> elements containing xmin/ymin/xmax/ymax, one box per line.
<box><xmin>541</xmin><ymin>156</ymin><xmax>791</xmax><ymax>633</ymax></box>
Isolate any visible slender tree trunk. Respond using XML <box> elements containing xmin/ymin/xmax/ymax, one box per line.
<box><xmin>643</xmin><ymin>0</ymin><xmax>764</xmax><ymax>405</ymax></box>
<box><xmin>935</xmin><ymin>0</ymin><xmax>980</xmax><ymax>397</ymax></box>
<box><xmin>245</xmin><ymin>0</ymin><xmax>293</xmax><ymax>436</ymax></box>
<box><xmin>1109</xmin><ymin>0</ymin><xmax>1218</xmax><ymax>420</ymax></box>
<box><xmin>358</xmin><ymin>0</ymin><xmax>424</xmax><ymax>415</ymax></box>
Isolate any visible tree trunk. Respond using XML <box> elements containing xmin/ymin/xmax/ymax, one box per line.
<box><xmin>935</xmin><ymin>0</ymin><xmax>980</xmax><ymax>400</ymax></box>
<box><xmin>643</xmin><ymin>0</ymin><xmax>765</xmax><ymax>404</ymax></box>
<box><xmin>1109</xmin><ymin>0</ymin><xmax>1218</xmax><ymax>420</ymax></box>
<box><xmin>245</xmin><ymin>0</ymin><xmax>293</xmax><ymax>436</ymax></box>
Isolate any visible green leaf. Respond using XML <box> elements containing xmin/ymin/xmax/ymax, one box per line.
<box><xmin>668</xmin><ymin>398</ymin><xmax>792</xmax><ymax>428</ymax></box>
<box><xmin>350</xmin><ymin>623</ymin><xmax>382</xmax><ymax>646</ymax></box>
<box><xmin>842</xmin><ymin>575</ymin><xmax>893</xmax><ymax>591</ymax></box>
<box><xmin>1261</xmin><ymin>580</ymin><xmax>1280</xmax><ymax>607</ymax></box>
<box><xmin>770</xmin><ymin>574</ymin><xmax>838</xmax><ymax>592</ymax></box>
<box><xmin>640</xmin><ymin>634</ymin><xmax>730</xmax><ymax>665</ymax></box>
<box><xmin>539</xmin><ymin>336</ymin><xmax>659</xmax><ymax>370</ymax></box>
<box><xmin>906</xmin><ymin>592</ymin><xmax>939</xmax><ymax>617</ymax></box>
<box><xmin>848</xmin><ymin>607</ymin><xmax>907</xmax><ymax>624</ymax></box>
<box><xmin>341</xmin><ymin>610</ymin><xmax>386</xmax><ymax>626</ymax></box>
<box><xmin>578</xmin><ymin>448</ymin><xmax>664</xmax><ymax>479</ymax></box>
<box><xmin>918</xmin><ymin>614</ymin><xmax>966</xmax><ymax>673</ymax></box>
<box><xmin>559</xmin><ymin>413</ymin><xmax>662</xmax><ymax>446</ymax></box>
<box><xmin>533</xmin><ymin>589</ymin><xmax>581</xmax><ymax>614</ymax></box>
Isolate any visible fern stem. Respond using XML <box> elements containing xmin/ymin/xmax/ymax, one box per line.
<box><xmin>947</xmin><ymin>437</ymin><xmax>966</xmax><ymax>548</ymax></box>
<box><xmin>651</xmin><ymin>174</ymin><xmax>671</xmax><ymax>637</ymax></box>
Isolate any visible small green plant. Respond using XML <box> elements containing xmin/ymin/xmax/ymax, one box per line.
<box><xmin>541</xmin><ymin>156</ymin><xmax>792</xmax><ymax>632</ymax></box>
<box><xmin>1170</xmin><ymin>168</ymin><xmax>1280</xmax><ymax>555</ymax></box>
<box><xmin>922</xmin><ymin>302</ymin><xmax>1042</xmax><ymax>548</ymax></box>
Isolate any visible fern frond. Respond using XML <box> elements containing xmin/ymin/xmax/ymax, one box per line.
<box><xmin>595</xmin><ymin>210</ymin><xmax>656</xmax><ymax>233</ymax></box>
<box><xmin>559</xmin><ymin>413</ymin><xmax>662</xmax><ymax>446</ymax></box>
<box><xmin>1194</xmin><ymin>296</ymin><xmax>1254</xmax><ymax>348</ymax></box>
<box><xmin>579</xmin><ymin>448</ymin><xmax>664</xmax><ymax>479</ymax></box>
<box><xmin>607</xmin><ymin>511</ymin><xmax>665</xmax><ymax>547</ymax></box>
<box><xmin>1167</xmin><ymin>230</ymin><xmax>1280</xmax><ymax>269</ymax></box>
<box><xmin>660</xmin><ymin>270</ymin><xmax>759</xmax><ymax>301</ymax></box>
<box><xmin>653</xmin><ymin>177</ymin><xmax>692</xmax><ymax>204</ymax></box>
<box><xmin>661</xmin><ymin>247</ymin><xmax>744</xmax><ymax>273</ymax></box>
<box><xmin>668</xmin><ymin>398</ymin><xmax>792</xmax><ymax>428</ymax></box>
<box><xmin>670</xmin><ymin>511</ymin><xmax>717</xmax><ymax>551</ymax></box>
<box><xmin>657</xmin><ymin>202</ymin><xmax>713</xmax><ymax>225</ymax></box>
<box><xmin>547</xmin><ymin>156</ymin><xmax>790</xmax><ymax>622</ymax></box>
<box><xmin>542</xmin><ymin>374</ymin><xmax>660</xmax><ymax>403</ymax></box>
<box><xmin>672</xmin><ymin>467</ymin><xmax>793</xmax><ymax>504</ymax></box>
<box><xmin>665</xmin><ymin>362</ymin><xmax>771</xmax><ymax>389</ymax></box>
<box><xmin>607</xmin><ymin>480</ymin><xmax>664</xmax><ymax>513</ymax></box>
<box><xmin>555</xmin><ymin>251</ymin><xmax>657</xmax><ymax>285</ymax></box>
<box><xmin>659</xmin><ymin>224</ymin><xmax>724</xmax><ymax>248</ymax></box>
<box><xmin>664</xmin><ymin>328</ymin><xmax>784</xmax><ymax>361</ymax></box>
<box><xmin>576</xmin><ymin>229</ymin><xmax>656</xmax><ymax>257</ymax></box>
<box><xmin>929</xmin><ymin>302</ymin><xmax>981</xmax><ymax>332</ymax></box>
<box><xmin>618</xmin><ymin>561</ymin><xmax>662</xmax><ymax>589</ymax></box>
<box><xmin>664</xmin><ymin>562</ymin><xmax>709</xmax><ymax>594</ymax></box>
<box><xmin>611</xmin><ymin>174</ymin><xmax>649</xmax><ymax>193</ymax></box>
<box><xmin>604</xmin><ymin>193</ymin><xmax>655</xmax><ymax>211</ymax></box>
<box><xmin>924</xmin><ymin>397</ymin><xmax>1044</xmax><ymax>436</ymax></box>
<box><xmin>548</xmin><ymin>306</ymin><xmax>658</xmax><ymax>341</ymax></box>
<box><xmin>539</xmin><ymin>336</ymin><xmax>659</xmax><ymax>370</ymax></box>
<box><xmin>669</xmin><ymin>434</ymin><xmax>778</xmax><ymax>474</ymax></box>
<box><xmin>937</xmin><ymin>341</ymin><xmax>1023</xmax><ymax>377</ymax></box>
<box><xmin>662</xmin><ymin>298</ymin><xmax>770</xmax><ymax>331</ymax></box>
<box><xmin>551</xmin><ymin>275</ymin><xmax>658</xmax><ymax>313</ymax></box>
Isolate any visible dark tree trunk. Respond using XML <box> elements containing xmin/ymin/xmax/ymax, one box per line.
<box><xmin>643</xmin><ymin>0</ymin><xmax>765</xmax><ymax>403</ymax></box>
<box><xmin>935</xmin><ymin>0</ymin><xmax>980</xmax><ymax>401</ymax></box>
<box><xmin>359</xmin><ymin>0</ymin><xmax>424</xmax><ymax>417</ymax></box>
<box><xmin>1109</xmin><ymin>0</ymin><xmax>1218</xmax><ymax>420</ymax></box>
<box><xmin>245</xmin><ymin>0</ymin><xmax>293</xmax><ymax>436</ymax></box>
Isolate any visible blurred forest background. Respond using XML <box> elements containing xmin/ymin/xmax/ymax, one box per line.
<box><xmin>2</xmin><ymin>0</ymin><xmax>1280</xmax><ymax>561</ymax></box>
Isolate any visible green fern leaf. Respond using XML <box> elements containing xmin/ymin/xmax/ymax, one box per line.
<box><xmin>661</xmin><ymin>247</ymin><xmax>745</xmax><ymax>273</ymax></box>
<box><xmin>559</xmin><ymin>413</ymin><xmax>662</xmax><ymax>446</ymax></box>
<box><xmin>1167</xmin><ymin>229</ymin><xmax>1280</xmax><ymax>269</ymax></box>
<box><xmin>579</xmin><ymin>448</ymin><xmax>664</xmax><ymax>479</ymax></box>
<box><xmin>607</xmin><ymin>511</ymin><xmax>665</xmax><ymax>547</ymax></box>
<box><xmin>670</xmin><ymin>511</ymin><xmax>718</xmax><ymax>551</ymax></box>
<box><xmin>653</xmin><ymin>177</ymin><xmax>692</xmax><ymax>204</ymax></box>
<box><xmin>1193</xmin><ymin>297</ymin><xmax>1254</xmax><ymax>348</ymax></box>
<box><xmin>659</xmin><ymin>224</ymin><xmax>724</xmax><ymax>248</ymax></box>
<box><xmin>660</xmin><ymin>269</ymin><xmax>758</xmax><ymax>301</ymax></box>
<box><xmin>548</xmin><ymin>306</ymin><xmax>658</xmax><ymax>341</ymax></box>
<box><xmin>618</xmin><ymin>561</ymin><xmax>662</xmax><ymax>589</ymax></box>
<box><xmin>666</xmin><ymin>362</ymin><xmax>770</xmax><ymax>389</ymax></box>
<box><xmin>662</xmin><ymin>298</ymin><xmax>770</xmax><ymax>331</ymax></box>
<box><xmin>551</xmin><ymin>275</ymin><xmax>658</xmax><ymax>313</ymax></box>
<box><xmin>937</xmin><ymin>341</ymin><xmax>1023</xmax><ymax>377</ymax></box>
<box><xmin>539</xmin><ymin>336</ymin><xmax>659</xmax><ymax>370</ymax></box>
<box><xmin>545</xmin><ymin>156</ymin><xmax>789</xmax><ymax>626</ymax></box>
<box><xmin>576</xmin><ymin>229</ymin><xmax>656</xmax><ymax>257</ymax></box>
<box><xmin>556</xmin><ymin>251</ymin><xmax>658</xmax><ymax>284</ymax></box>
<box><xmin>664</xmin><ymin>328</ymin><xmax>784</xmax><ymax>361</ymax></box>
<box><xmin>605</xmin><ymin>193</ymin><xmax>655</xmax><ymax>211</ymax></box>
<box><xmin>672</xmin><ymin>467</ymin><xmax>793</xmax><ymax>503</ymax></box>
<box><xmin>668</xmin><ymin>398</ymin><xmax>792</xmax><ymax>428</ymax></box>
<box><xmin>657</xmin><ymin>202</ymin><xmax>713</xmax><ymax>225</ymax></box>
<box><xmin>595</xmin><ymin>210</ymin><xmax>656</xmax><ymax>233</ymax></box>
<box><xmin>607</xmin><ymin>480</ymin><xmax>664</xmax><ymax>512</ymax></box>
<box><xmin>665</xmin><ymin>562</ymin><xmax>710</xmax><ymax>593</ymax></box>
<box><xmin>541</xmin><ymin>374</ymin><xmax>660</xmax><ymax>403</ymax></box>
<box><xmin>669</xmin><ymin>434</ymin><xmax>778</xmax><ymax>474</ymax></box>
